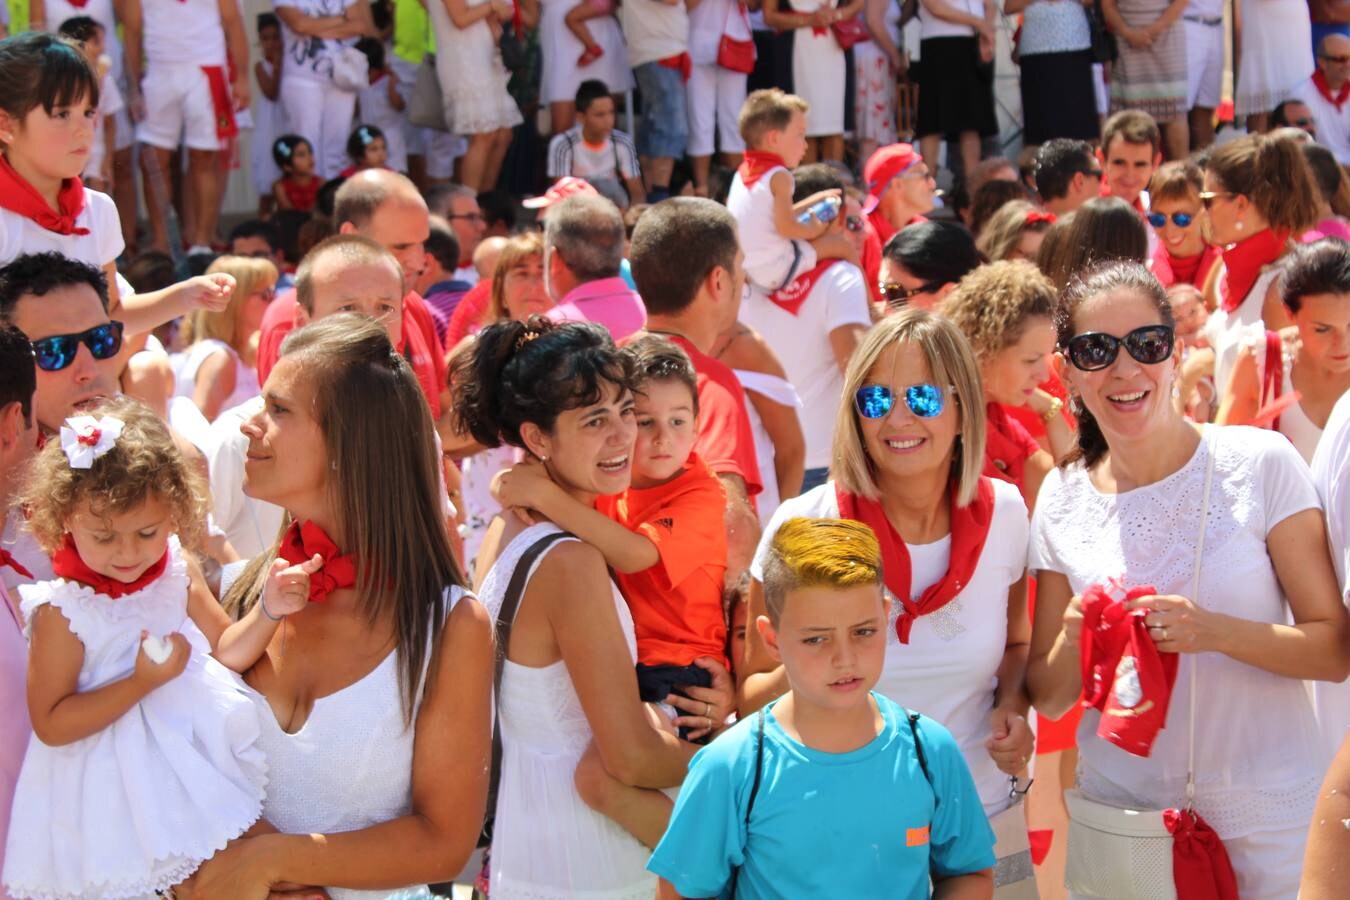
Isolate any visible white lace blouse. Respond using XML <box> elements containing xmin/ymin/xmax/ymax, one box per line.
<box><xmin>1028</xmin><ymin>426</ymin><xmax>1328</xmax><ymax>840</ymax></box>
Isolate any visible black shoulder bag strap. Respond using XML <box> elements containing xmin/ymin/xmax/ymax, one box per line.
<box><xmin>478</xmin><ymin>530</ymin><xmax>574</xmax><ymax>848</ymax></box>
<box><xmin>726</xmin><ymin>708</ymin><xmax>767</xmax><ymax>897</ymax></box>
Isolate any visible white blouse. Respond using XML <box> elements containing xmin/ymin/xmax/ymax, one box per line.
<box><xmin>1028</xmin><ymin>425</ymin><xmax>1327</xmax><ymax>839</ymax></box>
<box><xmin>751</xmin><ymin>478</ymin><xmax>1029</xmax><ymax>816</ymax></box>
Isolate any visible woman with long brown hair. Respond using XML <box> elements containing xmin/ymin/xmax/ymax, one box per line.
<box><xmin>185</xmin><ymin>315</ymin><xmax>492</xmax><ymax>897</ymax></box>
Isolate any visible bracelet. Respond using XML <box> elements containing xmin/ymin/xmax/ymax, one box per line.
<box><xmin>260</xmin><ymin>594</ymin><xmax>285</xmax><ymax>622</ymax></box>
<box><xmin>1040</xmin><ymin>396</ymin><xmax>1065</xmax><ymax>424</ymax></box>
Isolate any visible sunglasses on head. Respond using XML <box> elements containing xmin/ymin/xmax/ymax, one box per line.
<box><xmin>1065</xmin><ymin>324</ymin><xmax>1174</xmax><ymax>371</ymax></box>
<box><xmin>1198</xmin><ymin>191</ymin><xmax>1235</xmax><ymax>209</ymax></box>
<box><xmin>878</xmin><ymin>280</ymin><xmax>942</xmax><ymax>306</ymax></box>
<box><xmin>30</xmin><ymin>321</ymin><xmax>124</xmax><ymax>372</ymax></box>
<box><xmin>1146</xmin><ymin>211</ymin><xmax>1194</xmax><ymax>228</ymax></box>
<box><xmin>854</xmin><ymin>383</ymin><xmax>950</xmax><ymax>419</ymax></box>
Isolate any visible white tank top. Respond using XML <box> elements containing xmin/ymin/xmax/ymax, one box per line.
<box><xmin>726</xmin><ymin>166</ymin><xmax>795</xmax><ymax>289</ymax></box>
<box><xmin>172</xmin><ymin>339</ymin><xmax>261</xmax><ymax>417</ymax></box>
<box><xmin>250</xmin><ymin>587</ymin><xmax>465</xmax><ymax>900</ymax></box>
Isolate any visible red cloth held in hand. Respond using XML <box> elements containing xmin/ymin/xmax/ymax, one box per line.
<box><xmin>277</xmin><ymin>520</ymin><xmax>358</xmax><ymax>603</ymax></box>
<box><xmin>1079</xmin><ymin>582</ymin><xmax>1179</xmax><ymax>757</ymax></box>
<box><xmin>1164</xmin><ymin>809</ymin><xmax>1239</xmax><ymax>900</ymax></box>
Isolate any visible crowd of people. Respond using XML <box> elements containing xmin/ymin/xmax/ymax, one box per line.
<box><xmin>4</xmin><ymin>0</ymin><xmax>1350</xmax><ymax>898</ymax></box>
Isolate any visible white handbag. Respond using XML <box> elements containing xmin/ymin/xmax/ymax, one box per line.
<box><xmin>330</xmin><ymin>44</ymin><xmax>369</xmax><ymax>93</ymax></box>
<box><xmin>1063</xmin><ymin>428</ymin><xmax>1216</xmax><ymax>900</ymax></box>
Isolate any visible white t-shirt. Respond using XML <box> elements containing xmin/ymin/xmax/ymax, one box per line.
<box><xmin>1293</xmin><ymin>77</ymin><xmax>1350</xmax><ymax>166</ymax></box>
<box><xmin>750</xmin><ymin>478</ymin><xmax>1029</xmax><ymax>816</ymax></box>
<box><xmin>275</xmin><ymin>0</ymin><xmax>360</xmax><ymax>83</ymax></box>
<box><xmin>0</xmin><ymin>188</ymin><xmax>123</xmax><ymax>269</ymax></box>
<box><xmin>1311</xmin><ymin>391</ymin><xmax>1350</xmax><ymax>754</ymax></box>
<box><xmin>739</xmin><ymin>262</ymin><xmax>872</xmax><ymax>470</ymax></box>
<box><xmin>143</xmin><ymin>0</ymin><xmax>226</xmax><ymax>66</ymax></box>
<box><xmin>1028</xmin><ymin>426</ymin><xmax>1327</xmax><ymax>840</ymax></box>
<box><xmin>919</xmin><ymin>0</ymin><xmax>982</xmax><ymax>39</ymax></box>
<box><xmin>205</xmin><ymin>397</ymin><xmax>287</xmax><ymax>561</ymax></box>
<box><xmin>622</xmin><ymin>0</ymin><xmax>690</xmax><ymax>68</ymax></box>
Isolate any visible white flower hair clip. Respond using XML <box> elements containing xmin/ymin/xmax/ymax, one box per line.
<box><xmin>59</xmin><ymin>415</ymin><xmax>125</xmax><ymax>470</ymax></box>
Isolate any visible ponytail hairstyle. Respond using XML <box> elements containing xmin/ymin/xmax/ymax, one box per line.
<box><xmin>1055</xmin><ymin>261</ymin><xmax>1174</xmax><ymax>468</ymax></box>
<box><xmin>223</xmin><ymin>314</ymin><xmax>464</xmax><ymax>724</ymax></box>
<box><xmin>1206</xmin><ymin>133</ymin><xmax>1321</xmax><ymax>234</ymax></box>
<box><xmin>0</xmin><ymin>31</ymin><xmax>99</xmax><ymax>129</ymax></box>
<box><xmin>452</xmin><ymin>317</ymin><xmax>637</xmax><ymax>451</ymax></box>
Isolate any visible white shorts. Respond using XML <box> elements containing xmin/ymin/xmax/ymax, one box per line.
<box><xmin>686</xmin><ymin>62</ymin><xmax>747</xmax><ymax>157</ymax></box>
<box><xmin>135</xmin><ymin>63</ymin><xmax>222</xmax><ymax>152</ymax></box>
<box><xmin>1185</xmin><ymin>18</ymin><xmax>1224</xmax><ymax>109</ymax></box>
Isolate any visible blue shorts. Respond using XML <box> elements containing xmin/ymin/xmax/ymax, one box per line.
<box><xmin>634</xmin><ymin>61</ymin><xmax>689</xmax><ymax>161</ymax></box>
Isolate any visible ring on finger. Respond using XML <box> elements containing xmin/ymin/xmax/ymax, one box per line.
<box><xmin>704</xmin><ymin>702</ymin><xmax>712</xmax><ymax>719</ymax></box>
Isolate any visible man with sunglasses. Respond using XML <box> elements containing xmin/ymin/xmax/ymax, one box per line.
<box><xmin>1293</xmin><ymin>34</ymin><xmax>1350</xmax><ymax>165</ymax></box>
<box><xmin>1032</xmin><ymin>138</ymin><xmax>1102</xmax><ymax>218</ymax></box>
<box><xmin>858</xmin><ymin>143</ymin><xmax>936</xmax><ymax>305</ymax></box>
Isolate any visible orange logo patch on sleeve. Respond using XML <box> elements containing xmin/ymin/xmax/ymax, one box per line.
<box><xmin>905</xmin><ymin>826</ymin><xmax>930</xmax><ymax>847</ymax></box>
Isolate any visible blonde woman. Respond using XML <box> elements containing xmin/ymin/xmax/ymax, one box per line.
<box><xmin>173</xmin><ymin>255</ymin><xmax>277</xmax><ymax>422</ymax></box>
<box><xmin>740</xmin><ymin>308</ymin><xmax>1037</xmax><ymax>894</ymax></box>
<box><xmin>975</xmin><ymin>200</ymin><xmax>1056</xmax><ymax>263</ymax></box>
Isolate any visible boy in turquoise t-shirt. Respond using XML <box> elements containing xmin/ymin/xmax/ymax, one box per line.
<box><xmin>648</xmin><ymin>517</ymin><xmax>996</xmax><ymax>899</ymax></box>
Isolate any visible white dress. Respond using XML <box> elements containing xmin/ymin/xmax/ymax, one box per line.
<box><xmin>1029</xmin><ymin>426</ymin><xmax>1327</xmax><ymax>899</ymax></box>
<box><xmin>3</xmin><ymin>539</ymin><xmax>268</xmax><ymax>900</ymax></box>
<box><xmin>248</xmin><ymin>589</ymin><xmax>464</xmax><ymax>900</ymax></box>
<box><xmin>250</xmin><ymin>59</ymin><xmax>288</xmax><ymax>197</ymax></box>
<box><xmin>791</xmin><ymin>0</ymin><xmax>848</xmax><ymax>136</ymax></box>
<box><xmin>427</xmin><ymin>0</ymin><xmax>524</xmax><ymax>135</ymax></box>
<box><xmin>480</xmin><ymin>524</ymin><xmax>654</xmax><ymax>900</ymax></box>
<box><xmin>853</xmin><ymin>0</ymin><xmax>902</xmax><ymax>144</ymax></box>
<box><xmin>539</xmin><ymin>0</ymin><xmax>634</xmax><ymax>105</ymax></box>
<box><xmin>1235</xmin><ymin>0</ymin><xmax>1313</xmax><ymax>117</ymax></box>
<box><xmin>358</xmin><ymin>69</ymin><xmax>410</xmax><ymax>173</ymax></box>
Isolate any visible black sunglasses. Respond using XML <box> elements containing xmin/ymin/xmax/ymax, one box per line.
<box><xmin>879</xmin><ymin>280</ymin><xmax>942</xmax><ymax>306</ymax></box>
<box><xmin>1065</xmin><ymin>324</ymin><xmax>1174</xmax><ymax>371</ymax></box>
<box><xmin>30</xmin><ymin>321</ymin><xmax>124</xmax><ymax>371</ymax></box>
<box><xmin>1146</xmin><ymin>211</ymin><xmax>1194</xmax><ymax>228</ymax></box>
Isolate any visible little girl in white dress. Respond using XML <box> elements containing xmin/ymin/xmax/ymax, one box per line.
<box><xmin>2</xmin><ymin>397</ymin><xmax>321</xmax><ymax>900</ymax></box>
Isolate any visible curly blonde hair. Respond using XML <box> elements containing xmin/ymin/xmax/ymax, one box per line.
<box><xmin>938</xmin><ymin>260</ymin><xmax>1056</xmax><ymax>361</ymax></box>
<box><xmin>18</xmin><ymin>396</ymin><xmax>208</xmax><ymax>553</ymax></box>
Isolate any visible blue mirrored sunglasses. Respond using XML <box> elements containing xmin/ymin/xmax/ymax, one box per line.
<box><xmin>1146</xmin><ymin>211</ymin><xmax>1194</xmax><ymax>229</ymax></box>
<box><xmin>30</xmin><ymin>321</ymin><xmax>124</xmax><ymax>372</ymax></box>
<box><xmin>854</xmin><ymin>383</ymin><xmax>948</xmax><ymax>419</ymax></box>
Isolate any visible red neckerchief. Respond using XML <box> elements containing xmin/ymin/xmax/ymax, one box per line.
<box><xmin>867</xmin><ymin>207</ymin><xmax>926</xmax><ymax>248</ymax></box>
<box><xmin>0</xmin><ymin>154</ymin><xmax>89</xmax><ymax>236</ymax></box>
<box><xmin>738</xmin><ymin>150</ymin><xmax>787</xmax><ymax>189</ymax></box>
<box><xmin>200</xmin><ymin>66</ymin><xmax>238</xmax><ymax>140</ymax></box>
<box><xmin>768</xmin><ymin>259</ymin><xmax>839</xmax><ymax>315</ymax></box>
<box><xmin>1220</xmin><ymin>228</ymin><xmax>1288</xmax><ymax>313</ymax></box>
<box><xmin>1025</xmin><ymin>210</ymin><xmax>1056</xmax><ymax>225</ymax></box>
<box><xmin>1079</xmin><ymin>582</ymin><xmax>1179</xmax><ymax>758</ymax></box>
<box><xmin>51</xmin><ymin>533</ymin><xmax>169</xmax><ymax>599</ymax></box>
<box><xmin>281</xmin><ymin>175</ymin><xmax>321</xmax><ymax>213</ymax></box>
<box><xmin>1153</xmin><ymin>242</ymin><xmax>1220</xmax><ymax>289</ymax></box>
<box><xmin>835</xmin><ymin>477</ymin><xmax>996</xmax><ymax>643</ymax></box>
<box><xmin>657</xmin><ymin>52</ymin><xmax>692</xmax><ymax>82</ymax></box>
<box><xmin>983</xmin><ymin>403</ymin><xmax>1035</xmax><ymax>487</ymax></box>
<box><xmin>0</xmin><ymin>548</ymin><xmax>32</xmax><ymax>580</ymax></box>
<box><xmin>277</xmin><ymin>520</ymin><xmax>358</xmax><ymax>603</ymax></box>
<box><xmin>1314</xmin><ymin>70</ymin><xmax>1350</xmax><ymax>111</ymax></box>
<box><xmin>1164</xmin><ymin>809</ymin><xmax>1240</xmax><ymax>899</ymax></box>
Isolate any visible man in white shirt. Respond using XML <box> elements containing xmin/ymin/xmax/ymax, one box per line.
<box><xmin>120</xmin><ymin>0</ymin><xmax>250</xmax><ymax>255</ymax></box>
<box><xmin>546</xmin><ymin>79</ymin><xmax>645</xmax><ymax>211</ymax></box>
<box><xmin>1294</xmin><ymin>34</ymin><xmax>1350</xmax><ymax>165</ymax></box>
<box><xmin>623</xmin><ymin>0</ymin><xmax>691</xmax><ymax>202</ymax></box>
<box><xmin>738</xmin><ymin>165</ymin><xmax>871</xmax><ymax>493</ymax></box>
<box><xmin>1312</xmin><ymin>390</ymin><xmax>1350</xmax><ymax>755</ymax></box>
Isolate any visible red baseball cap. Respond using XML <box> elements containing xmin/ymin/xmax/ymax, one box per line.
<box><xmin>523</xmin><ymin>176</ymin><xmax>599</xmax><ymax>209</ymax></box>
<box><xmin>862</xmin><ymin>143</ymin><xmax>921</xmax><ymax>214</ymax></box>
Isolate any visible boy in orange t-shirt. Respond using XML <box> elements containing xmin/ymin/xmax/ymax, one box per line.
<box><xmin>492</xmin><ymin>335</ymin><xmax>730</xmax><ymax>739</ymax></box>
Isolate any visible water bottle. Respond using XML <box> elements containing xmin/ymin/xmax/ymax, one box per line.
<box><xmin>796</xmin><ymin>195</ymin><xmax>842</xmax><ymax>225</ymax></box>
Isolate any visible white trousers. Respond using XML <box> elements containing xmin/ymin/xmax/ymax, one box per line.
<box><xmin>281</xmin><ymin>76</ymin><xmax>357</xmax><ymax>180</ymax></box>
<box><xmin>686</xmin><ymin>62</ymin><xmax>747</xmax><ymax>157</ymax></box>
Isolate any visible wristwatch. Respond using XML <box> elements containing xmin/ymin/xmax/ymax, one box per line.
<box><xmin>1040</xmin><ymin>396</ymin><xmax>1064</xmax><ymax>424</ymax></box>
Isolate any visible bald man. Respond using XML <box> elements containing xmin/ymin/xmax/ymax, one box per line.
<box><xmin>255</xmin><ymin>169</ymin><xmax>451</xmax><ymax>420</ymax></box>
<box><xmin>1295</xmin><ymin>34</ymin><xmax>1350</xmax><ymax>165</ymax></box>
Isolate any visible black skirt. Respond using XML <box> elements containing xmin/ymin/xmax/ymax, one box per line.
<box><xmin>1019</xmin><ymin>49</ymin><xmax>1099</xmax><ymax>145</ymax></box>
<box><xmin>915</xmin><ymin>35</ymin><xmax>997</xmax><ymax>139</ymax></box>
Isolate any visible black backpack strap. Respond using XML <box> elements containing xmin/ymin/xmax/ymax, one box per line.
<box><xmin>907</xmin><ymin>711</ymin><xmax>935</xmax><ymax>801</ymax></box>
<box><xmin>727</xmin><ymin>707</ymin><xmax>767</xmax><ymax>898</ymax></box>
<box><xmin>480</xmin><ymin>530</ymin><xmax>574</xmax><ymax>846</ymax></box>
